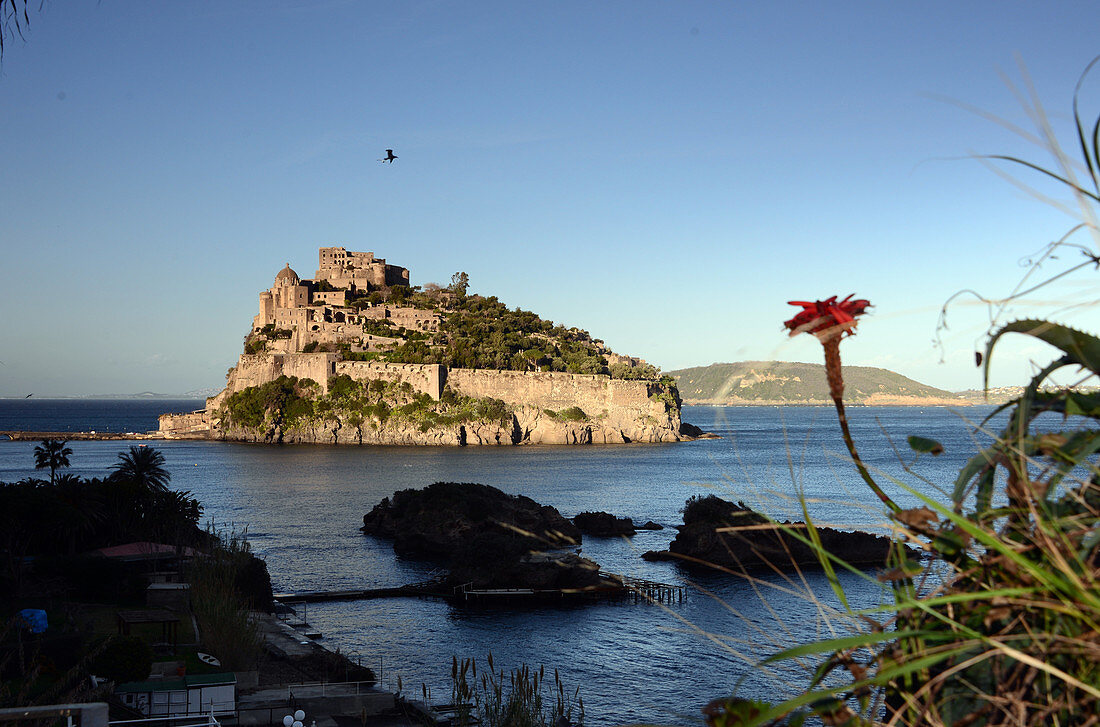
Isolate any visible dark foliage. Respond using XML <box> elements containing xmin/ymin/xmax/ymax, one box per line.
<box><xmin>91</xmin><ymin>636</ymin><xmax>152</xmax><ymax>684</ymax></box>
<box><xmin>681</xmin><ymin>495</ymin><xmax>768</xmax><ymax>527</ymax></box>
<box><xmin>384</xmin><ymin>294</ymin><xmax>610</xmax><ymax>375</ymax></box>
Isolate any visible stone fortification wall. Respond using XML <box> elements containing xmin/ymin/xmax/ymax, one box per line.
<box><xmin>444</xmin><ymin>369</ymin><xmax>617</xmax><ymax>412</ymax></box>
<box><xmin>335</xmin><ymin>361</ymin><xmax>445</xmax><ymax>400</ymax></box>
<box><xmin>443</xmin><ymin>368</ymin><xmax>678</xmax><ymax>438</ymax></box>
<box><xmin>165</xmin><ymin>354</ymin><xmax>682</xmax><ymax>444</ymax></box>
<box><xmin>158</xmin><ymin>410</ymin><xmax>211</xmax><ymax>436</ymax></box>
<box><xmin>214</xmin><ymin>353</ymin><xmax>338</xmax><ymax>404</ymax></box>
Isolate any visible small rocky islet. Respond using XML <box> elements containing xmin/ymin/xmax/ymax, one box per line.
<box><xmin>361</xmin><ymin>481</ymin><xmax>601</xmax><ymax>590</ymax></box>
<box><xmin>361</xmin><ymin>485</ymin><xmax>892</xmax><ymax>592</ymax></box>
<box><xmin>641</xmin><ymin>494</ymin><xmax>893</xmax><ymax>571</ymax></box>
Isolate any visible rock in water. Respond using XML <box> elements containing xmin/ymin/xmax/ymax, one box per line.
<box><xmin>362</xmin><ymin>482</ymin><xmax>600</xmax><ymax>589</ymax></box>
<box><xmin>641</xmin><ymin>495</ymin><xmax>891</xmax><ymax>571</ymax></box>
<box><xmin>573</xmin><ymin>511</ymin><xmax>636</xmax><ymax>536</ymax></box>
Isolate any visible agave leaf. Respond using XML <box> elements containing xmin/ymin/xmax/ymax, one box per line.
<box><xmin>983</xmin><ymin>320</ymin><xmax>1100</xmax><ymax>389</ymax></box>
<box><xmin>982</xmin><ymin>155</ymin><xmax>1100</xmax><ymax>203</ymax></box>
<box><xmin>1072</xmin><ymin>55</ymin><xmax>1100</xmax><ymax>192</ymax></box>
<box><xmin>952</xmin><ymin>448</ymin><xmax>998</xmax><ymax>509</ymax></box>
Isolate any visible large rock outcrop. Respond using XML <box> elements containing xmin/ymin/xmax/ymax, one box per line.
<box><xmin>642</xmin><ymin>495</ymin><xmax>892</xmax><ymax>571</ymax></box>
<box><xmin>361</xmin><ymin>482</ymin><xmax>601</xmax><ymax>589</ymax></box>
<box><xmin>573</xmin><ymin>511</ymin><xmax>640</xmax><ymax>536</ymax></box>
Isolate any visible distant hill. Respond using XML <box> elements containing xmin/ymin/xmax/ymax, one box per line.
<box><xmin>668</xmin><ymin>361</ymin><xmax>969</xmax><ymax>406</ymax></box>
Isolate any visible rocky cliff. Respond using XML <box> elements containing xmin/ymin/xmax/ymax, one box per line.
<box><xmin>162</xmin><ymin>365</ymin><xmax>687</xmax><ymax>445</ymax></box>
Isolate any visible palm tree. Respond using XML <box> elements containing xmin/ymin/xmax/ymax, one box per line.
<box><xmin>33</xmin><ymin>439</ymin><xmax>72</xmax><ymax>485</ymax></box>
<box><xmin>110</xmin><ymin>446</ymin><xmax>171</xmax><ymax>492</ymax></box>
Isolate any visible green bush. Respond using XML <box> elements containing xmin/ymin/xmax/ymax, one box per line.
<box><xmin>92</xmin><ymin>636</ymin><xmax>152</xmax><ymax>684</ymax></box>
<box><xmin>556</xmin><ymin>406</ymin><xmax>587</xmax><ymax>422</ymax></box>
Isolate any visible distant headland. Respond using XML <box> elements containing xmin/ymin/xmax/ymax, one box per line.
<box><xmin>159</xmin><ymin>247</ymin><xmax>686</xmax><ymax>445</ymax></box>
<box><xmin>668</xmin><ymin>361</ymin><xmax>973</xmax><ymax>406</ymax></box>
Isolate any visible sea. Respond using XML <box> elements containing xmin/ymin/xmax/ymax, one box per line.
<box><xmin>0</xmin><ymin>399</ymin><xmax>1019</xmax><ymax>725</ymax></box>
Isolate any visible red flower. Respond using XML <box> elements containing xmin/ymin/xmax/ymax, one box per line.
<box><xmin>784</xmin><ymin>295</ymin><xmax>871</xmax><ymax>339</ymax></box>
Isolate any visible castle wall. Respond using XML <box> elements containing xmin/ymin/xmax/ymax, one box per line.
<box><xmin>222</xmin><ymin>353</ymin><xmax>338</xmax><ymax>397</ymax></box>
<box><xmin>442</xmin><ymin>369</ymin><xmax>657</xmax><ymax>417</ymax></box>
<box><xmin>335</xmin><ymin>361</ymin><xmax>445</xmax><ymax>399</ymax></box>
<box><xmin>158</xmin><ymin>410</ymin><xmax>211</xmax><ymax>435</ymax></box>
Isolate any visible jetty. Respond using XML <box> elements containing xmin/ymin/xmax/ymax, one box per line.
<box><xmin>0</xmin><ymin>430</ymin><xmax>163</xmax><ymax>441</ymax></box>
<box><xmin>274</xmin><ymin>573</ymin><xmax>684</xmax><ymax>606</ymax></box>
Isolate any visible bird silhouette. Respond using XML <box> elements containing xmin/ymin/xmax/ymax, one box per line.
<box><xmin>378</xmin><ymin>149</ymin><xmax>397</xmax><ymax>163</ymax></box>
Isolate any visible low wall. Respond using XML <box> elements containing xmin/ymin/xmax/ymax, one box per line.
<box><xmin>223</xmin><ymin>353</ymin><xmax>338</xmax><ymax>396</ymax></box>
<box><xmin>179</xmin><ymin>354</ymin><xmax>679</xmax><ymax>442</ymax></box>
<box><xmin>444</xmin><ymin>369</ymin><xmax>612</xmax><ymax>413</ymax></box>
<box><xmin>444</xmin><ymin>368</ymin><xmax>663</xmax><ymax>421</ymax></box>
<box><xmin>335</xmin><ymin>361</ymin><xmax>445</xmax><ymax>399</ymax></box>
<box><xmin>158</xmin><ymin>410</ymin><xmax>211</xmax><ymax>435</ymax></box>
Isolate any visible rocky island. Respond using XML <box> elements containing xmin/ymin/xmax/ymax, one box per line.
<box><xmin>160</xmin><ymin>246</ymin><xmax>687</xmax><ymax>445</ymax></box>
<box><xmin>361</xmin><ymin>482</ymin><xmax>603</xmax><ymax>590</ymax></box>
<box><xmin>642</xmin><ymin>495</ymin><xmax>893</xmax><ymax>571</ymax></box>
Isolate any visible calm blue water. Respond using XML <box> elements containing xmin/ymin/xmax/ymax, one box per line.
<box><xmin>0</xmin><ymin>398</ymin><xmax>202</xmax><ymax>433</ymax></box>
<box><xmin>0</xmin><ymin>401</ymin><xmax>1027</xmax><ymax>724</ymax></box>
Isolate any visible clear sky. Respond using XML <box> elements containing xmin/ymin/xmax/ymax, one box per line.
<box><xmin>3</xmin><ymin>2</ymin><xmax>1100</xmax><ymax>396</ymax></box>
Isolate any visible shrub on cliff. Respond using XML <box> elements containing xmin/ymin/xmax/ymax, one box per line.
<box><xmin>681</xmin><ymin>495</ymin><xmax>767</xmax><ymax>527</ymax></box>
<box><xmin>221</xmin><ymin>375</ymin><xmax>318</xmax><ymax>429</ymax></box>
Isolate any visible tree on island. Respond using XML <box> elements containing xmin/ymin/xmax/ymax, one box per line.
<box><xmin>109</xmin><ymin>445</ymin><xmax>171</xmax><ymax>493</ymax></box>
<box><xmin>33</xmin><ymin>438</ymin><xmax>72</xmax><ymax>485</ymax></box>
<box><xmin>450</xmin><ymin>271</ymin><xmax>469</xmax><ymax>297</ymax></box>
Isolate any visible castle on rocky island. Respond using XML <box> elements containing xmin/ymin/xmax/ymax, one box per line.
<box><xmin>159</xmin><ymin>246</ymin><xmax>686</xmax><ymax>446</ymax></box>
<box><xmin>251</xmin><ymin>247</ymin><xmax>438</xmax><ymax>355</ymax></box>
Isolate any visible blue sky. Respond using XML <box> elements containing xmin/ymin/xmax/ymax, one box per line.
<box><xmin>2</xmin><ymin>1</ymin><xmax>1100</xmax><ymax>396</ymax></box>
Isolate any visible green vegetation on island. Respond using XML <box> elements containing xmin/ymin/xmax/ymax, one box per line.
<box><xmin>220</xmin><ymin>374</ymin><xmax>514</xmax><ymax>435</ymax></box>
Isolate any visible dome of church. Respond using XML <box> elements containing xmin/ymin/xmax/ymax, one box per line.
<box><xmin>275</xmin><ymin>264</ymin><xmax>300</xmax><ymax>285</ymax></box>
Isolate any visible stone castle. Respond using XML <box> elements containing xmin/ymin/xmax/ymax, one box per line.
<box><xmin>160</xmin><ymin>247</ymin><xmax>684</xmax><ymax>445</ymax></box>
<box><xmin>251</xmin><ymin>246</ymin><xmax>438</xmax><ymax>355</ymax></box>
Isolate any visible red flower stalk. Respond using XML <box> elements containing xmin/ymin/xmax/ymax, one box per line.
<box><xmin>784</xmin><ymin>295</ymin><xmax>871</xmax><ymax>341</ymax></box>
<box><xmin>784</xmin><ymin>295</ymin><xmax>898</xmax><ymax>513</ymax></box>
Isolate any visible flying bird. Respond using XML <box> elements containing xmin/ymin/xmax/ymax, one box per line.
<box><xmin>378</xmin><ymin>149</ymin><xmax>398</xmax><ymax>163</ymax></box>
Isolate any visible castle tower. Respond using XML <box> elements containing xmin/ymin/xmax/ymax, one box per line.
<box><xmin>253</xmin><ymin>264</ymin><xmax>310</xmax><ymax>331</ymax></box>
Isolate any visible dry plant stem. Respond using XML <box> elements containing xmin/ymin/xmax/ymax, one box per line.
<box><xmin>822</xmin><ymin>336</ymin><xmax>900</xmax><ymax>514</ymax></box>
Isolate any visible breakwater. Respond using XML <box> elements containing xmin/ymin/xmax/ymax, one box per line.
<box><xmin>0</xmin><ymin>430</ymin><xmax>163</xmax><ymax>441</ymax></box>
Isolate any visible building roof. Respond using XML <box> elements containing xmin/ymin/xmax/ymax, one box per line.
<box><xmin>116</xmin><ymin>673</ymin><xmax>237</xmax><ymax>693</ymax></box>
<box><xmin>92</xmin><ymin>542</ymin><xmax>202</xmax><ymax>561</ymax></box>
<box><xmin>275</xmin><ymin>263</ymin><xmax>300</xmax><ymax>285</ymax></box>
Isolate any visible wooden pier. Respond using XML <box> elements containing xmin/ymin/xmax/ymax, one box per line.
<box><xmin>275</xmin><ymin>572</ymin><xmax>684</xmax><ymax>607</ymax></box>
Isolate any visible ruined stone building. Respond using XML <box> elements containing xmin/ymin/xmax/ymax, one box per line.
<box><xmin>250</xmin><ymin>247</ymin><xmax>436</xmax><ymax>354</ymax></box>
